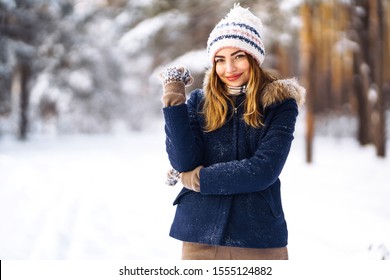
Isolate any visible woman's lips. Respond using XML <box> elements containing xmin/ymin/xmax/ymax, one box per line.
<box><xmin>226</xmin><ymin>73</ymin><xmax>242</xmax><ymax>81</ymax></box>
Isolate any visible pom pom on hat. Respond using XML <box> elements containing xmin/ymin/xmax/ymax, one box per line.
<box><xmin>207</xmin><ymin>3</ymin><xmax>265</xmax><ymax>66</ymax></box>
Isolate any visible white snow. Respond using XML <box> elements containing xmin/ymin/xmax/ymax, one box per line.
<box><xmin>161</xmin><ymin>49</ymin><xmax>209</xmax><ymax>75</ymax></box>
<box><xmin>119</xmin><ymin>11</ymin><xmax>188</xmax><ymax>55</ymax></box>
<box><xmin>68</xmin><ymin>69</ymin><xmax>94</xmax><ymax>95</ymax></box>
<box><xmin>0</xmin><ymin>116</ymin><xmax>389</xmax><ymax>260</ymax></box>
<box><xmin>151</xmin><ymin>49</ymin><xmax>209</xmax><ymax>85</ymax></box>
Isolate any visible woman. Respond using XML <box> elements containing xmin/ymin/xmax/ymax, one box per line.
<box><xmin>160</xmin><ymin>3</ymin><xmax>305</xmax><ymax>260</ymax></box>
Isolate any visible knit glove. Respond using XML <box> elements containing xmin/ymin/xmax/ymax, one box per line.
<box><xmin>165</xmin><ymin>168</ymin><xmax>180</xmax><ymax>186</ymax></box>
<box><xmin>160</xmin><ymin>66</ymin><xmax>194</xmax><ymax>107</ymax></box>
<box><xmin>180</xmin><ymin>166</ymin><xmax>203</xmax><ymax>192</ymax></box>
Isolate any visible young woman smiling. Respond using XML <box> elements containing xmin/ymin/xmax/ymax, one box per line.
<box><xmin>160</xmin><ymin>3</ymin><xmax>305</xmax><ymax>260</ymax></box>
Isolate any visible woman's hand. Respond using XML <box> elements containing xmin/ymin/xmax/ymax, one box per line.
<box><xmin>160</xmin><ymin>66</ymin><xmax>194</xmax><ymax>86</ymax></box>
<box><xmin>180</xmin><ymin>166</ymin><xmax>203</xmax><ymax>192</ymax></box>
<box><xmin>159</xmin><ymin>66</ymin><xmax>194</xmax><ymax>107</ymax></box>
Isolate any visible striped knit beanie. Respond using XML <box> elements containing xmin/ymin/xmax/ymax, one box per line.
<box><xmin>207</xmin><ymin>3</ymin><xmax>265</xmax><ymax>66</ymax></box>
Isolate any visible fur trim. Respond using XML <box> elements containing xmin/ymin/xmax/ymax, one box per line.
<box><xmin>262</xmin><ymin>78</ymin><xmax>306</xmax><ymax>108</ymax></box>
<box><xmin>202</xmin><ymin>68</ymin><xmax>212</xmax><ymax>92</ymax></box>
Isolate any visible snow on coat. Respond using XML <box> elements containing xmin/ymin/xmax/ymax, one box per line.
<box><xmin>163</xmin><ymin>77</ymin><xmax>305</xmax><ymax>248</ymax></box>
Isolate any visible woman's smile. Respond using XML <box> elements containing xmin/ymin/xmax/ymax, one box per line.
<box><xmin>226</xmin><ymin>73</ymin><xmax>243</xmax><ymax>82</ymax></box>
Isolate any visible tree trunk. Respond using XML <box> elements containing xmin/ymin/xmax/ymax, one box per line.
<box><xmin>351</xmin><ymin>1</ymin><xmax>371</xmax><ymax>146</ymax></box>
<box><xmin>301</xmin><ymin>2</ymin><xmax>316</xmax><ymax>163</ymax></box>
<box><xmin>353</xmin><ymin>51</ymin><xmax>370</xmax><ymax>145</ymax></box>
<box><xmin>18</xmin><ymin>62</ymin><xmax>31</xmax><ymax>140</ymax></box>
<box><xmin>373</xmin><ymin>0</ymin><xmax>386</xmax><ymax>157</ymax></box>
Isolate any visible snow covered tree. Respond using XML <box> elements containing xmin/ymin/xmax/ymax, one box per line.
<box><xmin>0</xmin><ymin>0</ymin><xmax>72</xmax><ymax>138</ymax></box>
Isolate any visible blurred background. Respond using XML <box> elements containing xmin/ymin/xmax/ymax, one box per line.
<box><xmin>0</xmin><ymin>0</ymin><xmax>388</xmax><ymax>154</ymax></box>
<box><xmin>0</xmin><ymin>0</ymin><xmax>389</xmax><ymax>260</ymax></box>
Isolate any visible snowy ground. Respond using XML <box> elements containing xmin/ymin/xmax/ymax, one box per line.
<box><xmin>0</xmin><ymin>118</ymin><xmax>389</xmax><ymax>260</ymax></box>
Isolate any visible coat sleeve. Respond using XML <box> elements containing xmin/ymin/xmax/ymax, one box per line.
<box><xmin>199</xmin><ymin>99</ymin><xmax>298</xmax><ymax>195</ymax></box>
<box><xmin>162</xmin><ymin>90</ymin><xmax>204</xmax><ymax>172</ymax></box>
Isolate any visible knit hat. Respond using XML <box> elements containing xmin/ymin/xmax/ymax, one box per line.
<box><xmin>207</xmin><ymin>3</ymin><xmax>265</xmax><ymax>66</ymax></box>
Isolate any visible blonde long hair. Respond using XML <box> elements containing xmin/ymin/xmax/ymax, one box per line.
<box><xmin>202</xmin><ymin>54</ymin><xmax>279</xmax><ymax>132</ymax></box>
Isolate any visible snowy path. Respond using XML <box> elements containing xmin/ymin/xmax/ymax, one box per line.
<box><xmin>0</xmin><ymin>128</ymin><xmax>181</xmax><ymax>259</ymax></box>
<box><xmin>0</xmin><ymin>123</ymin><xmax>389</xmax><ymax>260</ymax></box>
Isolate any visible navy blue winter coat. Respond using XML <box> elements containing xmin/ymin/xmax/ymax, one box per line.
<box><xmin>163</xmin><ymin>78</ymin><xmax>305</xmax><ymax>248</ymax></box>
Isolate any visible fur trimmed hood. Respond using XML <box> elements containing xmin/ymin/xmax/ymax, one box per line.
<box><xmin>203</xmin><ymin>69</ymin><xmax>306</xmax><ymax>108</ymax></box>
<box><xmin>262</xmin><ymin>78</ymin><xmax>306</xmax><ymax>108</ymax></box>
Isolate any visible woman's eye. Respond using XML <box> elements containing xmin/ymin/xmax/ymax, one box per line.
<box><xmin>235</xmin><ymin>54</ymin><xmax>246</xmax><ymax>59</ymax></box>
<box><xmin>215</xmin><ymin>59</ymin><xmax>224</xmax><ymax>63</ymax></box>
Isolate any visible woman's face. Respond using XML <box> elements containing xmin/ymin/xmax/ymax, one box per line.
<box><xmin>214</xmin><ymin>47</ymin><xmax>250</xmax><ymax>87</ymax></box>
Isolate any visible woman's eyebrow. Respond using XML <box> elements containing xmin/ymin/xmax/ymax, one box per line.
<box><xmin>215</xmin><ymin>50</ymin><xmax>245</xmax><ymax>59</ymax></box>
<box><xmin>230</xmin><ymin>50</ymin><xmax>244</xmax><ymax>56</ymax></box>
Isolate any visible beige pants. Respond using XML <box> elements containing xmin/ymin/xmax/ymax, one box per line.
<box><xmin>182</xmin><ymin>242</ymin><xmax>288</xmax><ymax>260</ymax></box>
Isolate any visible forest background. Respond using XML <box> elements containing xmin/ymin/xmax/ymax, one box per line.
<box><xmin>1</xmin><ymin>0</ymin><xmax>389</xmax><ymax>162</ymax></box>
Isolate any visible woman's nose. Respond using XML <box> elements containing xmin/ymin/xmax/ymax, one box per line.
<box><xmin>226</xmin><ymin>60</ymin><xmax>237</xmax><ymax>73</ymax></box>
